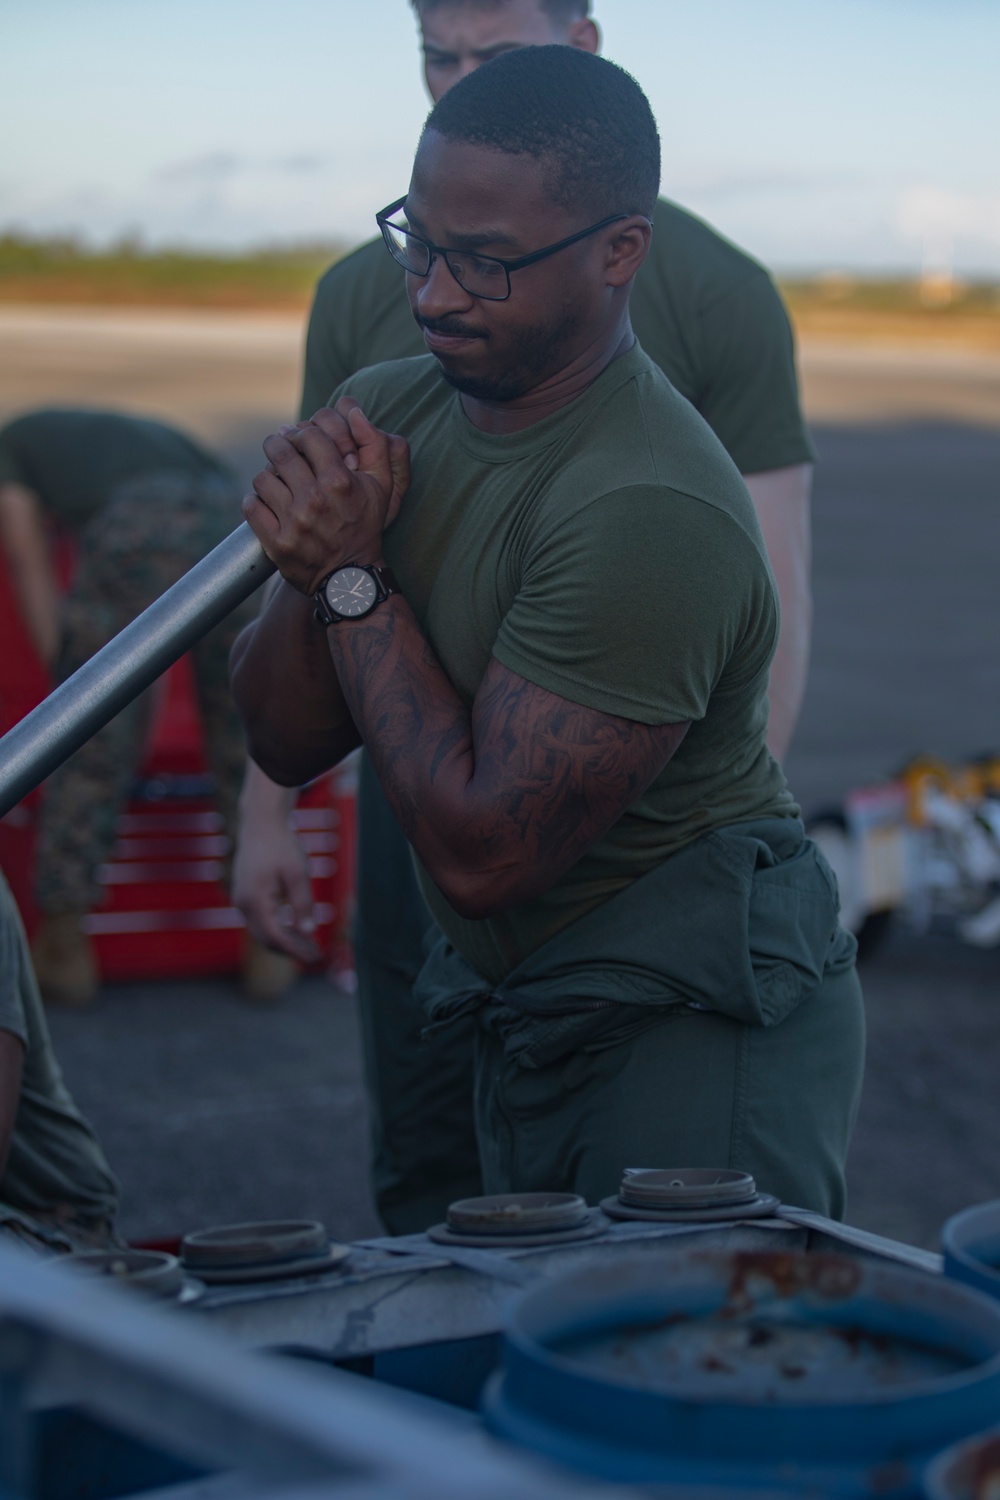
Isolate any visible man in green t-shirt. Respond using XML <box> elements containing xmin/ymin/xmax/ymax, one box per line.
<box><xmin>232</xmin><ymin>48</ymin><xmax>863</xmax><ymax>1218</ymax></box>
<box><xmin>0</xmin><ymin>410</ymin><xmax>258</xmax><ymax>1005</ymax></box>
<box><xmin>234</xmin><ymin>0</ymin><xmax>819</xmax><ymax>1233</ymax></box>
<box><xmin>302</xmin><ymin>1</ymin><xmax>815</xmax><ymax>760</ymax></box>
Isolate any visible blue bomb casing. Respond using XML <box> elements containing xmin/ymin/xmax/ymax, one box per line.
<box><xmin>942</xmin><ymin>1200</ymin><xmax>1000</xmax><ymax>1304</ymax></box>
<box><xmin>485</xmin><ymin>1247</ymin><xmax>1000</xmax><ymax>1497</ymax></box>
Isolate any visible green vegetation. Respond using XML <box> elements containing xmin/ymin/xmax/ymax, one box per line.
<box><xmin>1</xmin><ymin>235</ymin><xmax>998</xmax><ymax>345</ymax></box>
<box><xmin>0</xmin><ymin>234</ymin><xmax>347</xmax><ymax>309</ymax></box>
<box><xmin>781</xmin><ymin>274</ymin><xmax>1000</xmax><ymax>348</ymax></box>
<box><xmin>782</xmin><ymin>274</ymin><xmax>1000</xmax><ymax>317</ymax></box>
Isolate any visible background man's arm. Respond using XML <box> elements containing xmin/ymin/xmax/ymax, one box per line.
<box><xmin>0</xmin><ymin>481</ymin><xmax>60</xmax><ymax>666</ymax></box>
<box><xmin>743</xmin><ymin>462</ymin><xmax>813</xmax><ymax>761</ymax></box>
<box><xmin>693</xmin><ymin>269</ymin><xmax>814</xmax><ymax>759</ymax></box>
<box><xmin>299</xmin><ymin>267</ymin><xmax>357</xmax><ymax>422</ymax></box>
<box><xmin>0</xmin><ymin>1029</ymin><xmax>24</xmax><ymax>1179</ymax></box>
<box><xmin>231</xmin><ymin>762</ymin><xmax>319</xmax><ymax>961</ymax></box>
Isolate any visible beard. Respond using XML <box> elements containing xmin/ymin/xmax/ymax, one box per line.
<box><xmin>429</xmin><ymin>303</ymin><xmax>580</xmax><ymax>403</ymax></box>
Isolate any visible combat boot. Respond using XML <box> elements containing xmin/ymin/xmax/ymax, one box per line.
<box><xmin>30</xmin><ymin>913</ymin><xmax>100</xmax><ymax>1007</ymax></box>
<box><xmin>241</xmin><ymin>936</ymin><xmax>298</xmax><ymax>1004</ymax></box>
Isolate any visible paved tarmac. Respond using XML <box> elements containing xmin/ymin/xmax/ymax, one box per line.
<box><xmin>1</xmin><ymin>308</ymin><xmax>999</xmax><ymax>1251</ymax></box>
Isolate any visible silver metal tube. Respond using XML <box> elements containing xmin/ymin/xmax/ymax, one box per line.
<box><xmin>0</xmin><ymin>522</ymin><xmax>274</xmax><ymax>818</ymax></box>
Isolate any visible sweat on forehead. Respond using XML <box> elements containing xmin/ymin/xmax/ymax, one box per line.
<box><xmin>419</xmin><ymin>45</ymin><xmax>659</xmax><ymax>221</ymax></box>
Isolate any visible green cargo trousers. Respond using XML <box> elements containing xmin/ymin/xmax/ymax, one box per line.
<box><xmin>354</xmin><ymin>756</ymin><xmax>481</xmax><ymax>1234</ymax></box>
<box><xmin>473</xmin><ymin>963</ymin><xmax>865</xmax><ymax>1218</ymax></box>
<box><xmin>356</xmin><ymin>759</ymin><xmax>865</xmax><ymax>1230</ymax></box>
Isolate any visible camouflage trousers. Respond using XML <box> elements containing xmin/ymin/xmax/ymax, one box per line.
<box><xmin>34</xmin><ymin>470</ymin><xmax>257</xmax><ymax>915</ymax></box>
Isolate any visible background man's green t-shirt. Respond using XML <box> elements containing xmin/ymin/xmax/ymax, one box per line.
<box><xmin>303</xmin><ymin>198</ymin><xmax>814</xmax><ymax>476</ymax></box>
<box><xmin>339</xmin><ymin>345</ymin><xmax>797</xmax><ymax>985</ymax></box>
<box><xmin>0</xmin><ymin>410</ymin><xmax>233</xmax><ymax>529</ymax></box>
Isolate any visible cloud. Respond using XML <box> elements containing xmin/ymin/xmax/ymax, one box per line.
<box><xmin>152</xmin><ymin>152</ymin><xmax>333</xmax><ymax>187</ymax></box>
<box><xmin>897</xmin><ymin>186</ymin><xmax>1000</xmax><ymax>244</ymax></box>
<box><xmin>272</xmin><ymin>154</ymin><xmax>329</xmax><ymax>175</ymax></box>
<box><xmin>155</xmin><ymin>153</ymin><xmax>244</xmax><ymax>184</ymax></box>
<box><xmin>896</xmin><ymin>186</ymin><xmax>1000</xmax><ymax>272</ymax></box>
<box><xmin>669</xmin><ymin>169</ymin><xmax>862</xmax><ymax>201</ymax></box>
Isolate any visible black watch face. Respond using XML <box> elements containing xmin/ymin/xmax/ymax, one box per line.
<box><xmin>325</xmin><ymin>566</ymin><xmax>378</xmax><ymax>618</ymax></box>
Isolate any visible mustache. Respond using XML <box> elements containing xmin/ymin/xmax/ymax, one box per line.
<box><xmin>416</xmin><ymin>314</ymin><xmax>488</xmax><ymax>340</ymax></box>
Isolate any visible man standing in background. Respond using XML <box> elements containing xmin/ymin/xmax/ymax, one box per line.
<box><xmin>234</xmin><ymin>0</ymin><xmax>816</xmax><ymax>1232</ymax></box>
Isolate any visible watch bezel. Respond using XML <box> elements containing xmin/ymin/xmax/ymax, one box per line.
<box><xmin>314</xmin><ymin>564</ymin><xmax>397</xmax><ymax>626</ymax></box>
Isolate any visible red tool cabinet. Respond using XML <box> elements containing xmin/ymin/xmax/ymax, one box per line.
<box><xmin>0</xmin><ymin>549</ymin><xmax>356</xmax><ymax>984</ymax></box>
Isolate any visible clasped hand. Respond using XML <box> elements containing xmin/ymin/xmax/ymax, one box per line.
<box><xmin>243</xmin><ymin>398</ymin><xmax>410</xmax><ymax>596</ymax></box>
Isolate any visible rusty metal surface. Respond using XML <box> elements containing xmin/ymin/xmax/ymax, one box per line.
<box><xmin>601</xmin><ymin>1193</ymin><xmax>780</xmax><ymax>1225</ymax></box>
<box><xmin>194</xmin><ymin>1222</ymin><xmax>810</xmax><ymax>1356</ymax></box>
<box><xmin>62</xmin><ymin>1249</ymin><xmax>186</xmax><ymax>1299</ymax></box>
<box><xmin>619</xmin><ymin>1168</ymin><xmax>758</xmax><ymax>1209</ymax></box>
<box><xmin>554</xmin><ymin>1251</ymin><xmax>966</xmax><ymax>1399</ymax></box>
<box><xmin>446</xmin><ymin>1193</ymin><xmax>589</xmax><ymax>1236</ymax></box>
<box><xmin>181</xmin><ymin>1220</ymin><xmax>330</xmax><ymax>1271</ymax></box>
<box><xmin>484</xmin><ymin>1246</ymin><xmax>1000</xmax><ymax>1495</ymax></box>
<box><xmin>192</xmin><ymin>1214</ymin><xmax>944</xmax><ymax>1362</ymax></box>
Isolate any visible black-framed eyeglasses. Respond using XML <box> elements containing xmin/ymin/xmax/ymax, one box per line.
<box><xmin>375</xmin><ymin>196</ymin><xmax>628</xmax><ymax>302</ymax></box>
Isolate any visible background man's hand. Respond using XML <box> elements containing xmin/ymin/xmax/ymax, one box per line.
<box><xmin>232</xmin><ymin>766</ymin><xmax>320</xmax><ymax>962</ymax></box>
<box><xmin>243</xmin><ymin>402</ymin><xmax>410</xmax><ymax>595</ymax></box>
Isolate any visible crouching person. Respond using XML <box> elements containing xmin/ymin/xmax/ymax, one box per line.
<box><xmin>1</xmin><ymin>872</ymin><xmax>120</xmax><ymax>1252</ymax></box>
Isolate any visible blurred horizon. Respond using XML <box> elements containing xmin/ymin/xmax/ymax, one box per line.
<box><xmin>2</xmin><ymin>0</ymin><xmax>998</xmax><ymax>278</ymax></box>
<box><xmin>4</xmin><ymin>229</ymin><xmax>1000</xmax><ymax>290</ymax></box>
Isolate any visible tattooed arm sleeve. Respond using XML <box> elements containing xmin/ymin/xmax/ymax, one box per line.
<box><xmin>326</xmin><ymin>594</ymin><xmax>688</xmax><ymax>920</ymax></box>
<box><xmin>230</xmin><ymin>577</ymin><xmax>362</xmax><ymax>785</ymax></box>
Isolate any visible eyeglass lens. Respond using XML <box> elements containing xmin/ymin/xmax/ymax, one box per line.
<box><xmin>383</xmin><ymin>221</ymin><xmax>510</xmax><ymax>300</ymax></box>
<box><xmin>383</xmin><ymin>222</ymin><xmax>430</xmax><ymax>275</ymax></box>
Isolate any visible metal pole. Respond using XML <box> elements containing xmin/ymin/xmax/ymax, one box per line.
<box><xmin>0</xmin><ymin>522</ymin><xmax>275</xmax><ymax>818</ymax></box>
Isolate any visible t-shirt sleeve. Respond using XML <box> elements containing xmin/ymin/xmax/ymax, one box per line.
<box><xmin>696</xmin><ymin>272</ymin><xmax>816</xmax><ymax>475</ymax></box>
<box><xmin>492</xmin><ymin>485</ymin><xmax>775</xmax><ymax>726</ymax></box>
<box><xmin>299</xmin><ymin>270</ymin><xmax>356</xmax><ymax>420</ymax></box>
<box><xmin>0</xmin><ymin>877</ymin><xmax>29</xmax><ymax>1048</ymax></box>
<box><xmin>0</xmin><ymin>435</ymin><xmax>27</xmax><ymax>489</ymax></box>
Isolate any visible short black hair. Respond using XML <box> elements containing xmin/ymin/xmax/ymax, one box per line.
<box><xmin>421</xmin><ymin>46</ymin><xmax>660</xmax><ymax>221</ymax></box>
<box><xmin>412</xmin><ymin>1</ymin><xmax>590</xmax><ymax>21</ymax></box>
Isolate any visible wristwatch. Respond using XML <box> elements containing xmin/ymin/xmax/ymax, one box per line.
<box><xmin>314</xmin><ymin>563</ymin><xmax>399</xmax><ymax>626</ymax></box>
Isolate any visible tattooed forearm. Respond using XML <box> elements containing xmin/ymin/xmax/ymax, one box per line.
<box><xmin>326</xmin><ymin>594</ymin><xmax>687</xmax><ymax>919</ymax></box>
<box><xmin>230</xmin><ymin>579</ymin><xmax>361</xmax><ymax>784</ymax></box>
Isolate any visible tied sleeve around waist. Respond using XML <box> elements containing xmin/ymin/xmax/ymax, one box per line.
<box><xmin>415</xmin><ymin>818</ymin><xmax>857</xmax><ymax>1052</ymax></box>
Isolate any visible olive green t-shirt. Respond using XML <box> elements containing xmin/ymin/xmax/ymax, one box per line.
<box><xmin>338</xmin><ymin>344</ymin><xmax>798</xmax><ymax>984</ymax></box>
<box><xmin>0</xmin><ymin>409</ymin><xmax>233</xmax><ymax>529</ymax></box>
<box><xmin>303</xmin><ymin>198</ymin><xmax>814</xmax><ymax>476</ymax></box>
<box><xmin>0</xmin><ymin>872</ymin><xmax>119</xmax><ymax>1223</ymax></box>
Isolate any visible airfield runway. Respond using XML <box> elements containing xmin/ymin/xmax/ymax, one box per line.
<box><xmin>1</xmin><ymin>305</ymin><xmax>998</xmax><ymax>1249</ymax></box>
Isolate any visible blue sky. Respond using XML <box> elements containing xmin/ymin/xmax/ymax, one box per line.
<box><xmin>1</xmin><ymin>0</ymin><xmax>997</xmax><ymax>275</ymax></box>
